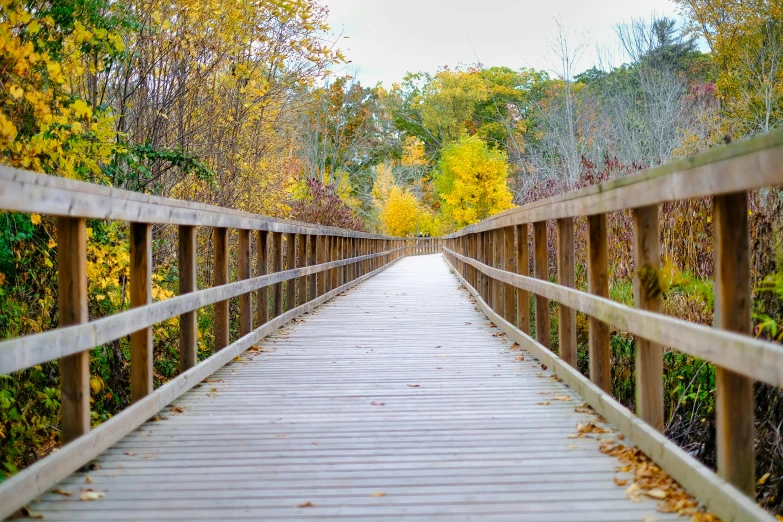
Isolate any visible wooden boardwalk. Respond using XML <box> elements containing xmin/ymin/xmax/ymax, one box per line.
<box><xmin>32</xmin><ymin>254</ymin><xmax>679</xmax><ymax>521</ymax></box>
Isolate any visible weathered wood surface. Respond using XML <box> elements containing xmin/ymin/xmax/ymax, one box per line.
<box><xmin>31</xmin><ymin>255</ymin><xmax>676</xmax><ymax>521</ymax></box>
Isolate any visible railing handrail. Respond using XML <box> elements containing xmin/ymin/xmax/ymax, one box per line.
<box><xmin>445</xmin><ymin>128</ymin><xmax>783</xmax><ymax>237</ymax></box>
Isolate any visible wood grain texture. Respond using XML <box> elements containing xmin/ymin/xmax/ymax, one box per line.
<box><xmin>130</xmin><ymin>222</ymin><xmax>153</xmax><ymax>402</ymax></box>
<box><xmin>556</xmin><ymin>218</ymin><xmax>576</xmax><ymax>367</ymax></box>
<box><xmin>213</xmin><ymin>227</ymin><xmax>230</xmax><ymax>350</ymax></box>
<box><xmin>306</xmin><ymin>235</ymin><xmax>315</xmax><ymax>302</ymax></box>
<box><xmin>57</xmin><ymin>217</ymin><xmax>90</xmax><ymax>443</ymax></box>
<box><xmin>272</xmin><ymin>232</ymin><xmax>283</xmax><ymax>318</ymax></box>
<box><xmin>587</xmin><ymin>214</ymin><xmax>610</xmax><ymax>393</ymax></box>
<box><xmin>30</xmin><ymin>256</ymin><xmax>678</xmax><ymax>522</ymax></box>
<box><xmin>178</xmin><ymin>225</ymin><xmax>198</xmax><ymax>372</ymax></box>
<box><xmin>285</xmin><ymin>233</ymin><xmax>294</xmax><ymax>312</ymax></box>
<box><xmin>713</xmin><ymin>192</ymin><xmax>755</xmax><ymax>496</ymax></box>
<box><xmin>516</xmin><ymin>224</ymin><xmax>530</xmax><ymax>334</ymax></box>
<box><xmin>256</xmin><ymin>231</ymin><xmax>269</xmax><ymax>326</ymax></box>
<box><xmin>444</xmin><ymin>254</ymin><xmax>773</xmax><ymax>522</ymax></box>
<box><xmin>533</xmin><ymin>222</ymin><xmax>550</xmax><ymax>349</ymax></box>
<box><xmin>503</xmin><ymin>227</ymin><xmax>515</xmax><ymax>324</ymax></box>
<box><xmin>238</xmin><ymin>229</ymin><xmax>252</xmax><ymax>336</ymax></box>
<box><xmin>632</xmin><ymin>206</ymin><xmax>663</xmax><ymax>432</ymax></box>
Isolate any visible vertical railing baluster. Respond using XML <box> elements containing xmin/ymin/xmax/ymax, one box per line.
<box><xmin>131</xmin><ymin>222</ymin><xmax>153</xmax><ymax>400</ymax></box>
<box><xmin>257</xmin><ymin>231</ymin><xmax>268</xmax><ymax>326</ymax></box>
<box><xmin>179</xmin><ymin>225</ymin><xmax>197</xmax><ymax>372</ymax></box>
<box><xmin>503</xmin><ymin>227</ymin><xmax>515</xmax><ymax>323</ymax></box>
<box><xmin>284</xmin><ymin>232</ymin><xmax>294</xmax><ymax>311</ymax></box>
<box><xmin>517</xmin><ymin>224</ymin><xmax>530</xmax><ymax>334</ymax></box>
<box><xmin>633</xmin><ymin>205</ymin><xmax>664</xmax><ymax>431</ymax></box>
<box><xmin>272</xmin><ymin>232</ymin><xmax>283</xmax><ymax>318</ymax></box>
<box><xmin>306</xmin><ymin>235</ymin><xmax>315</xmax><ymax>302</ymax></box>
<box><xmin>331</xmin><ymin>236</ymin><xmax>339</xmax><ymax>289</ymax></box>
<box><xmin>533</xmin><ymin>221</ymin><xmax>550</xmax><ymax>348</ymax></box>
<box><xmin>238</xmin><ymin>229</ymin><xmax>252</xmax><ymax>336</ymax></box>
<box><xmin>714</xmin><ymin>192</ymin><xmax>755</xmax><ymax>495</ymax></box>
<box><xmin>317</xmin><ymin>235</ymin><xmax>326</xmax><ymax>297</ymax></box>
<box><xmin>557</xmin><ymin>218</ymin><xmax>576</xmax><ymax>367</ymax></box>
<box><xmin>58</xmin><ymin>217</ymin><xmax>90</xmax><ymax>443</ymax></box>
<box><xmin>296</xmin><ymin>233</ymin><xmax>306</xmax><ymax>307</ymax></box>
<box><xmin>492</xmin><ymin>229</ymin><xmax>502</xmax><ymax>314</ymax></box>
<box><xmin>587</xmin><ymin>214</ymin><xmax>610</xmax><ymax>392</ymax></box>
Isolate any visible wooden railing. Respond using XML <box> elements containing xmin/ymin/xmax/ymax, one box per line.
<box><xmin>442</xmin><ymin>129</ymin><xmax>783</xmax><ymax>522</ymax></box>
<box><xmin>0</xmin><ymin>166</ymin><xmax>404</xmax><ymax>519</ymax></box>
<box><xmin>406</xmin><ymin>237</ymin><xmax>442</xmax><ymax>256</ymax></box>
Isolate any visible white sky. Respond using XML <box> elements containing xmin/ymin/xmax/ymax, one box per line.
<box><xmin>324</xmin><ymin>0</ymin><xmax>683</xmax><ymax>87</ymax></box>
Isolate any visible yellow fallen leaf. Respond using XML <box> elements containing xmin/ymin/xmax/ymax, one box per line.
<box><xmin>758</xmin><ymin>472</ymin><xmax>771</xmax><ymax>485</ymax></box>
<box><xmin>297</xmin><ymin>501</ymin><xmax>314</xmax><ymax>508</ymax></box>
<box><xmin>85</xmin><ymin>475</ymin><xmax>92</xmax><ymax>484</ymax></box>
<box><xmin>645</xmin><ymin>488</ymin><xmax>667</xmax><ymax>500</ymax></box>
<box><xmin>31</xmin><ymin>213</ymin><xmax>41</xmax><ymax>225</ymax></box>
<box><xmin>613</xmin><ymin>477</ymin><xmax>627</xmax><ymax>486</ymax></box>
<box><xmin>567</xmin><ymin>445</ymin><xmax>577</xmax><ymax>449</ymax></box>
<box><xmin>371</xmin><ymin>492</ymin><xmax>386</xmax><ymax>497</ymax></box>
<box><xmin>537</xmin><ymin>400</ymin><xmax>551</xmax><ymax>405</ymax></box>
<box><xmin>554</xmin><ymin>396</ymin><xmax>571</xmax><ymax>401</ymax></box>
<box><xmin>79</xmin><ymin>491</ymin><xmax>105</xmax><ymax>501</ymax></box>
<box><xmin>53</xmin><ymin>489</ymin><xmax>72</xmax><ymax>496</ymax></box>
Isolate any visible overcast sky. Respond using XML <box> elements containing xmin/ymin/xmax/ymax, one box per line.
<box><xmin>324</xmin><ymin>0</ymin><xmax>683</xmax><ymax>87</ymax></box>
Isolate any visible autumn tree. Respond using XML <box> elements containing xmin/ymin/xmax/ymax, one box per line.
<box><xmin>436</xmin><ymin>135</ymin><xmax>514</xmax><ymax>228</ymax></box>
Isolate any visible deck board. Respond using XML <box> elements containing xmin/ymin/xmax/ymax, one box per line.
<box><xmin>30</xmin><ymin>255</ymin><xmax>678</xmax><ymax>521</ymax></box>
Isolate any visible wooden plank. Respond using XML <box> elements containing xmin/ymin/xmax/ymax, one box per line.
<box><xmin>256</xmin><ymin>231</ymin><xmax>268</xmax><ymax>326</ymax></box>
<box><xmin>57</xmin><ymin>217</ymin><xmax>90</xmax><ymax>443</ymax></box>
<box><xmin>517</xmin><ymin>224</ymin><xmax>530</xmax><ymax>334</ymax></box>
<box><xmin>29</xmin><ymin>256</ymin><xmax>687</xmax><ymax>522</ymax></box>
<box><xmin>213</xmin><ymin>227</ymin><xmax>230</xmax><ymax>350</ymax></box>
<box><xmin>238</xmin><ymin>229</ymin><xmax>252</xmax><ymax>336</ymax></box>
<box><xmin>632</xmin><ymin>206</ymin><xmax>663</xmax><ymax>432</ymax></box>
<box><xmin>444</xmin><ymin>247</ymin><xmax>783</xmax><ymax>388</ymax></box>
<box><xmin>556</xmin><ymin>218</ymin><xmax>576</xmax><ymax>367</ymax></box>
<box><xmin>587</xmin><ymin>214</ymin><xmax>610</xmax><ymax>393</ymax></box>
<box><xmin>533</xmin><ymin>221</ymin><xmax>549</xmax><ymax>348</ymax></box>
<box><xmin>306</xmin><ymin>235</ymin><xmax>315</xmax><ymax>302</ymax></box>
<box><xmin>178</xmin><ymin>225</ymin><xmax>198</xmax><ymax>372</ymax></box>
<box><xmin>503</xmin><ymin>228</ymin><xmax>515</xmax><ymax>323</ymax></box>
<box><xmin>0</xmin><ymin>256</ymin><xmax>402</xmax><ymax>521</ymax></box>
<box><xmin>713</xmin><ymin>192</ymin><xmax>755</xmax><ymax>496</ymax></box>
<box><xmin>130</xmin><ymin>222</ymin><xmax>153</xmax><ymax>402</ymax></box>
<box><xmin>444</xmin><ymin>255</ymin><xmax>772</xmax><ymax>522</ymax></box>
<box><xmin>272</xmin><ymin>232</ymin><xmax>283</xmax><ymax>317</ymax></box>
<box><xmin>296</xmin><ymin>234</ymin><xmax>306</xmax><ymax>306</ymax></box>
<box><xmin>284</xmin><ymin>233</ymin><xmax>294</xmax><ymax>312</ymax></box>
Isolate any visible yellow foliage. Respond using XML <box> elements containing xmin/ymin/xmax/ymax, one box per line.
<box><xmin>379</xmin><ymin>186</ymin><xmax>423</xmax><ymax>236</ymax></box>
<box><xmin>437</xmin><ymin>135</ymin><xmax>514</xmax><ymax>228</ymax></box>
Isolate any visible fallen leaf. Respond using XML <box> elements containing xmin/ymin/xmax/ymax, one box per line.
<box><xmin>537</xmin><ymin>400</ymin><xmax>551</xmax><ymax>406</ymax></box>
<box><xmin>626</xmin><ymin>483</ymin><xmax>643</xmax><ymax>502</ymax></box>
<box><xmin>53</xmin><ymin>489</ymin><xmax>72</xmax><ymax>496</ymax></box>
<box><xmin>312</xmin><ymin>442</ymin><xmax>319</xmax><ymax>446</ymax></box>
<box><xmin>124</xmin><ymin>451</ymin><xmax>136</xmax><ymax>456</ymax></box>
<box><xmin>371</xmin><ymin>492</ymin><xmax>386</xmax><ymax>497</ymax></box>
<box><xmin>645</xmin><ymin>489</ymin><xmax>667</xmax><ymax>500</ymax></box>
<box><xmin>370</xmin><ymin>401</ymin><xmax>385</xmax><ymax>406</ymax></box>
<box><xmin>541</xmin><ymin>364</ymin><xmax>547</xmax><ymax>370</ymax></box>
<box><xmin>407</xmin><ymin>384</ymin><xmax>420</xmax><ymax>388</ymax></box>
<box><xmin>170</xmin><ymin>406</ymin><xmax>184</xmax><ymax>413</ymax></box>
<box><xmin>297</xmin><ymin>501</ymin><xmax>314</xmax><ymax>508</ymax></box>
<box><xmin>79</xmin><ymin>491</ymin><xmax>105</xmax><ymax>501</ymax></box>
<box><xmin>758</xmin><ymin>472</ymin><xmax>771</xmax><ymax>485</ymax></box>
<box><xmin>515</xmin><ymin>355</ymin><xmax>525</xmax><ymax>361</ymax></box>
<box><xmin>567</xmin><ymin>445</ymin><xmax>578</xmax><ymax>449</ymax></box>
<box><xmin>554</xmin><ymin>396</ymin><xmax>571</xmax><ymax>401</ymax></box>
<box><xmin>85</xmin><ymin>475</ymin><xmax>92</xmax><ymax>484</ymax></box>
<box><xmin>277</xmin><ymin>433</ymin><xmax>287</xmax><ymax>438</ymax></box>
<box><xmin>210</xmin><ymin>388</ymin><xmax>218</xmax><ymax>392</ymax></box>
<box><xmin>613</xmin><ymin>477</ymin><xmax>628</xmax><ymax>486</ymax></box>
<box><xmin>434</xmin><ymin>345</ymin><xmax>442</xmax><ymax>348</ymax></box>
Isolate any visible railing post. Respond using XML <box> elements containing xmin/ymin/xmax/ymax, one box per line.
<box><xmin>284</xmin><ymin>232</ymin><xmax>294</xmax><ymax>311</ymax></box>
<box><xmin>492</xmin><ymin>229</ymin><xmax>502</xmax><ymax>314</ymax></box>
<box><xmin>296</xmin><ymin>233</ymin><xmax>306</xmax><ymax>307</ymax></box>
<box><xmin>256</xmin><ymin>231</ymin><xmax>268</xmax><ymax>325</ymax></box>
<box><xmin>179</xmin><ymin>225</ymin><xmax>197</xmax><ymax>372</ymax></box>
<box><xmin>272</xmin><ymin>232</ymin><xmax>283</xmax><ymax>317</ymax></box>
<box><xmin>306</xmin><ymin>235</ymin><xmax>315</xmax><ymax>302</ymax></box>
<box><xmin>483</xmin><ymin>232</ymin><xmax>491</xmax><ymax>302</ymax></box>
<box><xmin>503</xmin><ymin>227</ymin><xmax>515</xmax><ymax>324</ymax></box>
<box><xmin>533</xmin><ymin>221</ymin><xmax>550</xmax><ymax>348</ymax></box>
<box><xmin>58</xmin><ymin>217</ymin><xmax>90</xmax><ymax>443</ymax></box>
<box><xmin>714</xmin><ymin>192</ymin><xmax>755</xmax><ymax>496</ymax></box>
<box><xmin>517</xmin><ymin>224</ymin><xmax>530</xmax><ymax>334</ymax></box>
<box><xmin>131</xmin><ymin>222</ymin><xmax>153</xmax><ymax>401</ymax></box>
<box><xmin>557</xmin><ymin>218</ymin><xmax>577</xmax><ymax>367</ymax></box>
<box><xmin>633</xmin><ymin>205</ymin><xmax>664</xmax><ymax>431</ymax></box>
<box><xmin>238</xmin><ymin>229</ymin><xmax>252</xmax><ymax>336</ymax></box>
<box><xmin>317</xmin><ymin>235</ymin><xmax>326</xmax><ymax>297</ymax></box>
<box><xmin>213</xmin><ymin>227</ymin><xmax>230</xmax><ymax>351</ymax></box>
<box><xmin>331</xmin><ymin>236</ymin><xmax>340</xmax><ymax>289</ymax></box>
<box><xmin>587</xmin><ymin>214</ymin><xmax>610</xmax><ymax>392</ymax></box>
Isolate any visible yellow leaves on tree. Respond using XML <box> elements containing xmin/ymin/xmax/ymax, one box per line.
<box><xmin>379</xmin><ymin>186</ymin><xmax>422</xmax><ymax>237</ymax></box>
<box><xmin>436</xmin><ymin>135</ymin><xmax>514</xmax><ymax>229</ymax></box>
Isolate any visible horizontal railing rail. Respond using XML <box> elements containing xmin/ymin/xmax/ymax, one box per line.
<box><xmin>0</xmin><ymin>166</ymin><xmax>405</xmax><ymax>519</ymax></box>
<box><xmin>441</xmin><ymin>128</ymin><xmax>783</xmax><ymax>522</ymax></box>
<box><xmin>405</xmin><ymin>237</ymin><xmax>442</xmax><ymax>256</ymax></box>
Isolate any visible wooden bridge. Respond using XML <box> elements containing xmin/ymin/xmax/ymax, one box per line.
<box><xmin>1</xmin><ymin>130</ymin><xmax>783</xmax><ymax>521</ymax></box>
